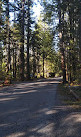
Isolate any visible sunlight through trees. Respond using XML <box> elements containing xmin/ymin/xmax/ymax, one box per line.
<box><xmin>0</xmin><ymin>0</ymin><xmax>81</xmax><ymax>84</ymax></box>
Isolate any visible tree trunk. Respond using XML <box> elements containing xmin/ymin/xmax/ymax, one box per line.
<box><xmin>61</xmin><ymin>45</ymin><xmax>66</xmax><ymax>83</ymax></box>
<box><xmin>19</xmin><ymin>2</ymin><xmax>25</xmax><ymax>81</ymax></box>
<box><xmin>79</xmin><ymin>15</ymin><xmax>81</xmax><ymax>62</ymax></box>
<box><xmin>6</xmin><ymin>0</ymin><xmax>11</xmax><ymax>73</ymax></box>
<box><xmin>14</xmin><ymin>48</ymin><xmax>16</xmax><ymax>79</ymax></box>
<box><xmin>43</xmin><ymin>51</ymin><xmax>45</xmax><ymax>78</ymax></box>
<box><xmin>13</xmin><ymin>42</ymin><xmax>15</xmax><ymax>78</ymax></box>
<box><xmin>58</xmin><ymin>0</ymin><xmax>66</xmax><ymax>83</ymax></box>
<box><xmin>27</xmin><ymin>0</ymin><xmax>30</xmax><ymax>80</ymax></box>
<box><xmin>33</xmin><ymin>46</ymin><xmax>36</xmax><ymax>78</ymax></box>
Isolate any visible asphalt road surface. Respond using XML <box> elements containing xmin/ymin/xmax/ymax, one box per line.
<box><xmin>0</xmin><ymin>78</ymin><xmax>81</xmax><ymax>137</ymax></box>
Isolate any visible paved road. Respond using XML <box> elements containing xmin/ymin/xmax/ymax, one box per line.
<box><xmin>0</xmin><ymin>78</ymin><xmax>81</xmax><ymax>137</ymax></box>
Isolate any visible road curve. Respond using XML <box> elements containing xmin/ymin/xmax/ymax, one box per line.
<box><xmin>0</xmin><ymin>78</ymin><xmax>81</xmax><ymax>137</ymax></box>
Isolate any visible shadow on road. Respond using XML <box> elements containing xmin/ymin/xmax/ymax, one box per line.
<box><xmin>0</xmin><ymin>78</ymin><xmax>81</xmax><ymax>137</ymax></box>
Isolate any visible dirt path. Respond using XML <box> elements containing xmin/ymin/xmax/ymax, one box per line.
<box><xmin>0</xmin><ymin>78</ymin><xmax>81</xmax><ymax>137</ymax></box>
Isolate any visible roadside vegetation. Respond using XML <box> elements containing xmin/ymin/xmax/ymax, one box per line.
<box><xmin>58</xmin><ymin>83</ymin><xmax>81</xmax><ymax>108</ymax></box>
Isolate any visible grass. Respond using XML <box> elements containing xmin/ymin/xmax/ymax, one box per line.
<box><xmin>71</xmin><ymin>86</ymin><xmax>81</xmax><ymax>98</ymax></box>
<box><xmin>58</xmin><ymin>83</ymin><xmax>81</xmax><ymax>107</ymax></box>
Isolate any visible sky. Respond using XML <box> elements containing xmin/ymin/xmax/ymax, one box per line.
<box><xmin>33</xmin><ymin>0</ymin><xmax>42</xmax><ymax>19</ymax></box>
<box><xmin>9</xmin><ymin>0</ymin><xmax>42</xmax><ymax>22</ymax></box>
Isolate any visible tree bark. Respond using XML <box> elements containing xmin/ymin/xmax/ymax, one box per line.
<box><xmin>19</xmin><ymin>2</ymin><xmax>25</xmax><ymax>81</ymax></box>
<box><xmin>27</xmin><ymin>0</ymin><xmax>30</xmax><ymax>80</ymax></box>
<box><xmin>43</xmin><ymin>51</ymin><xmax>45</xmax><ymax>78</ymax></box>
<box><xmin>79</xmin><ymin>15</ymin><xmax>81</xmax><ymax>62</ymax></box>
<box><xmin>58</xmin><ymin>0</ymin><xmax>66</xmax><ymax>83</ymax></box>
<box><xmin>6</xmin><ymin>0</ymin><xmax>11</xmax><ymax>73</ymax></box>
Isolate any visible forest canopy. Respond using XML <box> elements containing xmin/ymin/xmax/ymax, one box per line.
<box><xmin>0</xmin><ymin>0</ymin><xmax>81</xmax><ymax>84</ymax></box>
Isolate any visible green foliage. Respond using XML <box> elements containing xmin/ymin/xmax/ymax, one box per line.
<box><xmin>31</xmin><ymin>18</ymin><xmax>60</xmax><ymax>78</ymax></box>
<box><xmin>1</xmin><ymin>0</ymin><xmax>81</xmax><ymax>82</ymax></box>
